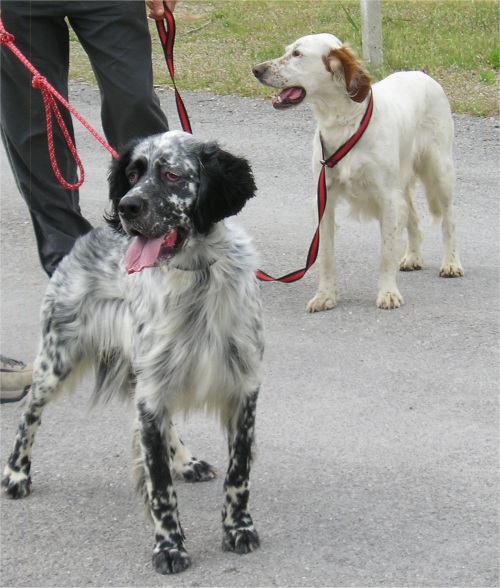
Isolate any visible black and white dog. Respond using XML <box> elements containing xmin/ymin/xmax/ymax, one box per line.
<box><xmin>2</xmin><ymin>131</ymin><xmax>264</xmax><ymax>574</ymax></box>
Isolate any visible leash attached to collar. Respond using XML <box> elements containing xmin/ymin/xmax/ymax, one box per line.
<box><xmin>155</xmin><ymin>3</ymin><xmax>193</xmax><ymax>134</ymax></box>
<box><xmin>256</xmin><ymin>91</ymin><xmax>374</xmax><ymax>283</ymax></box>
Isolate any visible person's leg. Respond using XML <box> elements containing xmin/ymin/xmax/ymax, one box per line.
<box><xmin>68</xmin><ymin>1</ymin><xmax>169</xmax><ymax>152</ymax></box>
<box><xmin>0</xmin><ymin>1</ymin><xmax>92</xmax><ymax>277</ymax></box>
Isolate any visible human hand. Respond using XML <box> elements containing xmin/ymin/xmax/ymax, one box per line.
<box><xmin>146</xmin><ymin>0</ymin><xmax>177</xmax><ymax>20</ymax></box>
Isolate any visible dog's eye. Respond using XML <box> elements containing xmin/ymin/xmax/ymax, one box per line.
<box><xmin>162</xmin><ymin>171</ymin><xmax>181</xmax><ymax>182</ymax></box>
<box><xmin>292</xmin><ymin>49</ymin><xmax>302</xmax><ymax>57</ymax></box>
<box><xmin>128</xmin><ymin>171</ymin><xmax>139</xmax><ymax>185</ymax></box>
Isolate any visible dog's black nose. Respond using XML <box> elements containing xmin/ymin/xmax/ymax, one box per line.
<box><xmin>118</xmin><ymin>195</ymin><xmax>146</xmax><ymax>219</ymax></box>
<box><xmin>252</xmin><ymin>64</ymin><xmax>265</xmax><ymax>79</ymax></box>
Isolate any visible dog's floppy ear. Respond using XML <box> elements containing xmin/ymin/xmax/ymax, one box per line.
<box><xmin>324</xmin><ymin>45</ymin><xmax>373</xmax><ymax>103</ymax></box>
<box><xmin>104</xmin><ymin>141</ymin><xmax>139</xmax><ymax>232</ymax></box>
<box><xmin>194</xmin><ymin>142</ymin><xmax>257</xmax><ymax>235</ymax></box>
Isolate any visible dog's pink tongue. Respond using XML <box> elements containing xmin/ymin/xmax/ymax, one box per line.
<box><xmin>282</xmin><ymin>87</ymin><xmax>303</xmax><ymax>100</ymax></box>
<box><xmin>272</xmin><ymin>87</ymin><xmax>303</xmax><ymax>106</ymax></box>
<box><xmin>125</xmin><ymin>236</ymin><xmax>163</xmax><ymax>274</ymax></box>
<box><xmin>125</xmin><ymin>231</ymin><xmax>177</xmax><ymax>275</ymax></box>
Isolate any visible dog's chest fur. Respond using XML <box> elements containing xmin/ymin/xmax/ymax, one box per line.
<box><xmin>128</xmin><ymin>266</ymin><xmax>263</xmax><ymax>410</ymax></box>
<box><xmin>318</xmin><ymin>153</ymin><xmax>381</xmax><ymax>220</ymax></box>
<box><xmin>48</xmin><ymin>224</ymin><xmax>263</xmax><ymax>415</ymax></box>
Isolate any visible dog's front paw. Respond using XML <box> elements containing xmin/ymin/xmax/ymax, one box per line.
<box><xmin>152</xmin><ymin>547</ymin><xmax>191</xmax><ymax>574</ymax></box>
<box><xmin>222</xmin><ymin>526</ymin><xmax>260</xmax><ymax>554</ymax></box>
<box><xmin>439</xmin><ymin>262</ymin><xmax>464</xmax><ymax>278</ymax></box>
<box><xmin>1</xmin><ymin>467</ymin><xmax>32</xmax><ymax>499</ymax></box>
<box><xmin>306</xmin><ymin>291</ymin><xmax>337</xmax><ymax>313</ymax></box>
<box><xmin>173</xmin><ymin>458</ymin><xmax>217</xmax><ymax>483</ymax></box>
<box><xmin>376</xmin><ymin>290</ymin><xmax>404</xmax><ymax>309</ymax></box>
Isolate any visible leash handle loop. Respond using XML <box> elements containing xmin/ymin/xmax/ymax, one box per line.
<box><xmin>0</xmin><ymin>15</ymin><xmax>119</xmax><ymax>191</ymax></box>
<box><xmin>155</xmin><ymin>3</ymin><xmax>193</xmax><ymax>134</ymax></box>
<box><xmin>33</xmin><ymin>74</ymin><xmax>85</xmax><ymax>189</ymax></box>
<box><xmin>256</xmin><ymin>92</ymin><xmax>373</xmax><ymax>283</ymax></box>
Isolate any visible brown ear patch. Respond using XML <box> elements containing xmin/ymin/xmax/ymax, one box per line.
<box><xmin>323</xmin><ymin>45</ymin><xmax>373</xmax><ymax>103</ymax></box>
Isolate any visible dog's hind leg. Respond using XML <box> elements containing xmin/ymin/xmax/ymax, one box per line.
<box><xmin>134</xmin><ymin>402</ymin><xmax>191</xmax><ymax>574</ymax></box>
<box><xmin>418</xmin><ymin>151</ymin><xmax>464</xmax><ymax>278</ymax></box>
<box><xmin>168</xmin><ymin>422</ymin><xmax>217</xmax><ymax>482</ymax></box>
<box><xmin>135</xmin><ymin>420</ymin><xmax>217</xmax><ymax>487</ymax></box>
<box><xmin>221</xmin><ymin>391</ymin><xmax>260</xmax><ymax>554</ymax></box>
<box><xmin>400</xmin><ymin>177</ymin><xmax>423</xmax><ymax>271</ymax></box>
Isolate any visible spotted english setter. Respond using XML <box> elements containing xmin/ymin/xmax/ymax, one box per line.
<box><xmin>2</xmin><ymin>131</ymin><xmax>264</xmax><ymax>574</ymax></box>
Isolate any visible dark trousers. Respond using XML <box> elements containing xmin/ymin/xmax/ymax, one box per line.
<box><xmin>1</xmin><ymin>1</ymin><xmax>169</xmax><ymax>276</ymax></box>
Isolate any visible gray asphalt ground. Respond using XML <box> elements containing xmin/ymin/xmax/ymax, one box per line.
<box><xmin>0</xmin><ymin>84</ymin><xmax>499</xmax><ymax>588</ymax></box>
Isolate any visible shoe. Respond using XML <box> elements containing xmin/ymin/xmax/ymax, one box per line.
<box><xmin>0</xmin><ymin>355</ymin><xmax>32</xmax><ymax>403</ymax></box>
<box><xmin>1</xmin><ymin>385</ymin><xmax>30</xmax><ymax>404</ymax></box>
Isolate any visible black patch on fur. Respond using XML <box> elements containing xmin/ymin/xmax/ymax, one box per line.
<box><xmin>138</xmin><ymin>402</ymin><xmax>172</xmax><ymax>493</ymax></box>
<box><xmin>105</xmin><ymin>140</ymin><xmax>141</xmax><ymax>233</ymax></box>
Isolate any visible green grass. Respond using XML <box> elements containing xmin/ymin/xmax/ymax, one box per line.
<box><xmin>69</xmin><ymin>0</ymin><xmax>500</xmax><ymax>116</ymax></box>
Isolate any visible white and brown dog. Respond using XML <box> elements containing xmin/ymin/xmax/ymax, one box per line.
<box><xmin>253</xmin><ymin>33</ymin><xmax>464</xmax><ymax>311</ymax></box>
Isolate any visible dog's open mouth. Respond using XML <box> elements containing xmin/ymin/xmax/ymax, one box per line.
<box><xmin>125</xmin><ymin>228</ymin><xmax>185</xmax><ymax>274</ymax></box>
<box><xmin>272</xmin><ymin>87</ymin><xmax>306</xmax><ymax>109</ymax></box>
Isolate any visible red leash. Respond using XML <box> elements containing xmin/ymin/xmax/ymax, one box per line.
<box><xmin>155</xmin><ymin>4</ymin><xmax>192</xmax><ymax>134</ymax></box>
<box><xmin>0</xmin><ymin>18</ymin><xmax>119</xmax><ymax>189</ymax></box>
<box><xmin>0</xmin><ymin>3</ymin><xmax>190</xmax><ymax>190</ymax></box>
<box><xmin>255</xmin><ymin>92</ymin><xmax>374</xmax><ymax>283</ymax></box>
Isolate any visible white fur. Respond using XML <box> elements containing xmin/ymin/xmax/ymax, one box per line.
<box><xmin>254</xmin><ymin>33</ymin><xmax>464</xmax><ymax>310</ymax></box>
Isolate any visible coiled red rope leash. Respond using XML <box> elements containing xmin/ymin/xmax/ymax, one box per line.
<box><xmin>0</xmin><ymin>18</ymin><xmax>119</xmax><ymax>189</ymax></box>
<box><xmin>255</xmin><ymin>91</ymin><xmax>373</xmax><ymax>283</ymax></box>
<box><xmin>0</xmin><ymin>3</ymin><xmax>191</xmax><ymax>188</ymax></box>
